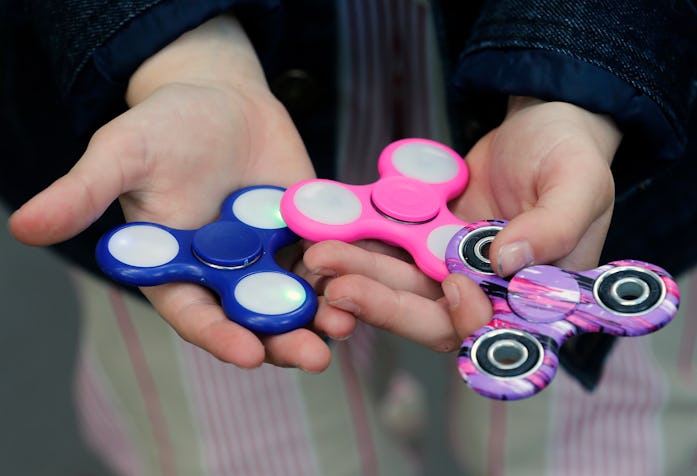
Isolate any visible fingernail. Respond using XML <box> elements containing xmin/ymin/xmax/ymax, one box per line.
<box><xmin>311</xmin><ymin>268</ymin><xmax>337</xmax><ymax>277</ymax></box>
<box><xmin>442</xmin><ymin>282</ymin><xmax>460</xmax><ymax>310</ymax></box>
<box><xmin>331</xmin><ymin>333</ymin><xmax>353</xmax><ymax>342</ymax></box>
<box><xmin>497</xmin><ymin>241</ymin><xmax>534</xmax><ymax>277</ymax></box>
<box><xmin>327</xmin><ymin>297</ymin><xmax>361</xmax><ymax>315</ymax></box>
<box><xmin>321</xmin><ymin>330</ymin><xmax>353</xmax><ymax>342</ymax></box>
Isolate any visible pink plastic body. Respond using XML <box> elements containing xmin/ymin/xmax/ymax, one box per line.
<box><xmin>280</xmin><ymin>138</ymin><xmax>469</xmax><ymax>280</ymax></box>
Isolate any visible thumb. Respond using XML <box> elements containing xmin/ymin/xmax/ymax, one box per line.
<box><xmin>9</xmin><ymin>128</ymin><xmax>139</xmax><ymax>246</ymax></box>
<box><xmin>489</xmin><ymin>160</ymin><xmax>614</xmax><ymax>276</ymax></box>
<box><xmin>442</xmin><ymin>272</ymin><xmax>493</xmax><ymax>340</ymax></box>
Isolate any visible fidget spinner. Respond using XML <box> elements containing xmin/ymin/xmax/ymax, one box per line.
<box><xmin>95</xmin><ymin>185</ymin><xmax>317</xmax><ymax>334</ymax></box>
<box><xmin>445</xmin><ymin>220</ymin><xmax>681</xmax><ymax>400</ymax></box>
<box><xmin>280</xmin><ymin>138</ymin><xmax>470</xmax><ymax>280</ymax></box>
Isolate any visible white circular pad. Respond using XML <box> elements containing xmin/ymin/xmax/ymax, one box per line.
<box><xmin>293</xmin><ymin>182</ymin><xmax>362</xmax><ymax>225</ymax></box>
<box><xmin>427</xmin><ymin>224</ymin><xmax>464</xmax><ymax>260</ymax></box>
<box><xmin>232</xmin><ymin>188</ymin><xmax>287</xmax><ymax>229</ymax></box>
<box><xmin>234</xmin><ymin>272</ymin><xmax>306</xmax><ymax>315</ymax></box>
<box><xmin>392</xmin><ymin>142</ymin><xmax>459</xmax><ymax>183</ymax></box>
<box><xmin>108</xmin><ymin>225</ymin><xmax>180</xmax><ymax>267</ymax></box>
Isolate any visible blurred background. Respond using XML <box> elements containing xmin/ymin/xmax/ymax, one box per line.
<box><xmin>0</xmin><ymin>203</ymin><xmax>110</xmax><ymax>476</ymax></box>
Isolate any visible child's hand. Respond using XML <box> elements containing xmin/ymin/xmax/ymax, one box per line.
<box><xmin>306</xmin><ymin>97</ymin><xmax>621</xmax><ymax>348</ymax></box>
<box><xmin>8</xmin><ymin>16</ymin><xmax>332</xmax><ymax>372</ymax></box>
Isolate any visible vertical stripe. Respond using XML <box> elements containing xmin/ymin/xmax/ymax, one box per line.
<box><xmin>446</xmin><ymin>374</ymin><xmax>471</xmax><ymax>471</ymax></box>
<box><xmin>338</xmin><ymin>0</ymin><xmax>447</xmax><ymax>184</ymax></box>
<box><xmin>550</xmin><ymin>339</ymin><xmax>667</xmax><ymax>475</ymax></box>
<box><xmin>488</xmin><ymin>402</ymin><xmax>506</xmax><ymax>476</ymax></box>
<box><xmin>295</xmin><ymin>354</ymin><xmax>365</xmax><ymax>476</ymax></box>
<box><xmin>189</xmin><ymin>343</ymin><xmax>240</xmax><ymax>475</ymax></box>
<box><xmin>71</xmin><ymin>270</ymin><xmax>174</xmax><ymax>476</ymax></box>
<box><xmin>651</xmin><ymin>268</ymin><xmax>697</xmax><ymax>475</ymax></box>
<box><xmin>387</xmin><ymin>0</ymin><xmax>405</xmax><ymax>138</ymax></box>
<box><xmin>114</xmin><ymin>283</ymin><xmax>205</xmax><ymax>475</ymax></box>
<box><xmin>74</xmin><ymin>350</ymin><xmax>142</xmax><ymax>476</ymax></box>
<box><xmin>178</xmin><ymin>342</ymin><xmax>317</xmax><ymax>476</ymax></box>
<box><xmin>408</xmin><ymin>0</ymin><xmax>433</xmax><ymax>139</ymax></box>
<box><xmin>348</xmin><ymin>0</ymin><xmax>369</xmax><ymax>168</ymax></box>
<box><xmin>684</xmin><ymin>276</ymin><xmax>697</xmax><ymax>475</ymax></box>
<box><xmin>447</xmin><ymin>372</ymin><xmax>509</xmax><ymax>475</ymax></box>
<box><xmin>71</xmin><ymin>268</ymin><xmax>204</xmax><ymax>475</ymax></box>
<box><xmin>109</xmin><ymin>289</ymin><xmax>178</xmax><ymax>476</ymax></box>
<box><xmin>348</xmin><ymin>323</ymin><xmax>378</xmax><ymax>378</ymax></box>
<box><xmin>678</xmin><ymin>272</ymin><xmax>697</xmax><ymax>382</ymax></box>
<box><xmin>373</xmin><ymin>0</ymin><xmax>392</xmax><ymax>151</ymax></box>
<box><xmin>339</xmin><ymin>342</ymin><xmax>379</xmax><ymax>476</ymax></box>
<box><xmin>646</xmin><ymin>268</ymin><xmax>697</xmax><ymax>475</ymax></box>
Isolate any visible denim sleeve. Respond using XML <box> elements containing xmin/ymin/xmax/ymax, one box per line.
<box><xmin>20</xmin><ymin>0</ymin><xmax>281</xmax><ymax>132</ymax></box>
<box><xmin>452</xmin><ymin>0</ymin><xmax>697</xmax><ymax>162</ymax></box>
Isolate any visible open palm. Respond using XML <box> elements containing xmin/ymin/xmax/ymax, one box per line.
<box><xmin>10</xmin><ymin>80</ymin><xmax>332</xmax><ymax>372</ymax></box>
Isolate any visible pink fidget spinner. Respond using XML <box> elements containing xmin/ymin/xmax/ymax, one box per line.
<box><xmin>280</xmin><ymin>138</ymin><xmax>469</xmax><ymax>280</ymax></box>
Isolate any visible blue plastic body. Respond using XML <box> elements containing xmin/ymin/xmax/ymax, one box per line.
<box><xmin>95</xmin><ymin>186</ymin><xmax>317</xmax><ymax>334</ymax></box>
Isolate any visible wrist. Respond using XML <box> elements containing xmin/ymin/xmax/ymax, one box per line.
<box><xmin>506</xmin><ymin>95</ymin><xmax>545</xmax><ymax>114</ymax></box>
<box><xmin>126</xmin><ymin>14</ymin><xmax>268</xmax><ymax>106</ymax></box>
<box><xmin>507</xmin><ymin>96</ymin><xmax>622</xmax><ymax>164</ymax></box>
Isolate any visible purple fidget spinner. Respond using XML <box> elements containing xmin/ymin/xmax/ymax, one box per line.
<box><xmin>445</xmin><ymin>220</ymin><xmax>681</xmax><ymax>400</ymax></box>
<box><xmin>95</xmin><ymin>185</ymin><xmax>317</xmax><ymax>334</ymax></box>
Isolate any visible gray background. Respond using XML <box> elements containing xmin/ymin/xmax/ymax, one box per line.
<box><xmin>0</xmin><ymin>203</ymin><xmax>110</xmax><ymax>476</ymax></box>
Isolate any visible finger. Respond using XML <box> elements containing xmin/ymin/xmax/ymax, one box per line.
<box><xmin>141</xmin><ymin>283</ymin><xmax>266</xmax><ymax>368</ymax></box>
<box><xmin>312</xmin><ymin>297</ymin><xmax>358</xmax><ymax>341</ymax></box>
<box><xmin>441</xmin><ymin>273</ymin><xmax>493</xmax><ymax>340</ymax></box>
<box><xmin>350</xmin><ymin>239</ymin><xmax>414</xmax><ymax>262</ymax></box>
<box><xmin>303</xmin><ymin>240</ymin><xmax>442</xmax><ymax>299</ymax></box>
<box><xmin>323</xmin><ymin>274</ymin><xmax>460</xmax><ymax>352</ymax></box>
<box><xmin>490</xmin><ymin>156</ymin><xmax>614</xmax><ymax>276</ymax></box>
<box><xmin>290</xmin><ymin>247</ymin><xmax>333</xmax><ymax>293</ymax></box>
<box><xmin>9</xmin><ymin>125</ymin><xmax>142</xmax><ymax>245</ymax></box>
<box><xmin>262</xmin><ymin>329</ymin><xmax>332</xmax><ymax>373</ymax></box>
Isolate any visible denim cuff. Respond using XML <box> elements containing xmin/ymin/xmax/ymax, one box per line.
<box><xmin>452</xmin><ymin>48</ymin><xmax>683</xmax><ymax>162</ymax></box>
<box><xmin>69</xmin><ymin>0</ymin><xmax>281</xmax><ymax>134</ymax></box>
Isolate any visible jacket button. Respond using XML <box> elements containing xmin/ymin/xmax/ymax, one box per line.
<box><xmin>271</xmin><ymin>69</ymin><xmax>319</xmax><ymax>112</ymax></box>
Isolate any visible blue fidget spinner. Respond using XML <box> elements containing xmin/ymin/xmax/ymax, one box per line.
<box><xmin>95</xmin><ymin>185</ymin><xmax>318</xmax><ymax>334</ymax></box>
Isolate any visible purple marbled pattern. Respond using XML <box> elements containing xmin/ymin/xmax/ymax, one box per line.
<box><xmin>446</xmin><ymin>220</ymin><xmax>681</xmax><ymax>401</ymax></box>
